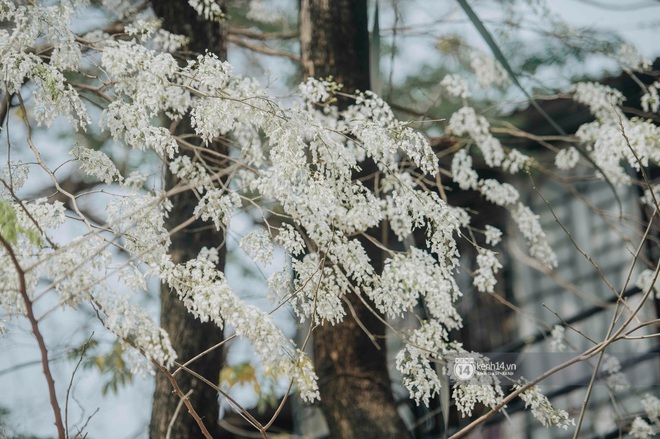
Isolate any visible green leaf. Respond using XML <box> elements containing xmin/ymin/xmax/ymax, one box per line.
<box><xmin>0</xmin><ymin>199</ymin><xmax>19</xmax><ymax>244</ymax></box>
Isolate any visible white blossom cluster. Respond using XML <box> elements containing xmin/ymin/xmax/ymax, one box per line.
<box><xmin>615</xmin><ymin>43</ymin><xmax>652</xmax><ymax>72</ymax></box>
<box><xmin>0</xmin><ymin>2</ymin><xmax>89</xmax><ymax>129</ymax></box>
<box><xmin>573</xmin><ymin>82</ymin><xmax>625</xmax><ymax>123</ymax></box>
<box><xmin>484</xmin><ymin>225</ymin><xmax>502</xmax><ymax>246</ymax></box>
<box><xmin>194</xmin><ymin>190</ymin><xmax>241</xmax><ymax>231</ymax></box>
<box><xmin>469</xmin><ymin>55</ymin><xmax>508</xmax><ymax>88</ymax></box>
<box><xmin>106</xmin><ymin>193</ymin><xmax>172</xmax><ymax>267</ymax></box>
<box><xmin>516</xmin><ymin>383</ymin><xmax>575</xmax><ymax>429</ymax></box>
<box><xmin>453</xmin><ymin>376</ymin><xmax>504</xmax><ymax>418</ymax></box>
<box><xmin>641</xmin><ymin>393</ymin><xmax>660</xmax><ymax>424</ymax></box>
<box><xmin>291</xmin><ymin>254</ymin><xmax>349</xmax><ymax>325</ymax></box>
<box><xmin>0</xmin><ymin>194</ymin><xmax>176</xmax><ymax>375</ymax></box>
<box><xmin>274</xmin><ymin>223</ymin><xmax>306</xmax><ymax>256</ymax></box>
<box><xmin>570</xmin><ymin>81</ymin><xmax>660</xmax><ymax>186</ymax></box>
<box><xmin>575</xmin><ymin>116</ymin><xmax>660</xmax><ymax>185</ymax></box>
<box><xmin>630</xmin><ymin>417</ymin><xmax>655</xmax><ymax>439</ymax></box>
<box><xmin>473</xmin><ymin>249</ymin><xmax>502</xmax><ymax>293</ymax></box>
<box><xmin>101</xmin><ymin>296</ymin><xmax>177</xmax><ymax>372</ymax></box>
<box><xmin>71</xmin><ymin>144</ymin><xmax>123</xmax><ymax>185</ymax></box>
<box><xmin>630</xmin><ymin>393</ymin><xmax>660</xmax><ymax>438</ymax></box>
<box><xmin>550</xmin><ymin>325</ymin><xmax>567</xmax><ymax>352</ymax></box>
<box><xmin>161</xmin><ymin>248</ymin><xmax>320</xmax><ymax>401</ymax></box>
<box><xmin>188</xmin><ymin>0</ymin><xmax>224</xmax><ymax>21</ymax></box>
<box><xmin>441</xmin><ymin>74</ymin><xmax>471</xmax><ymax>99</ymax></box>
<box><xmin>555</xmin><ymin>147</ymin><xmax>580</xmax><ymax>170</ymax></box>
<box><xmin>240</xmin><ymin>229</ymin><xmax>274</xmax><ymax>265</ymax></box>
<box><xmin>601</xmin><ymin>354</ymin><xmax>630</xmax><ymax>392</ymax></box>
<box><xmin>370</xmin><ymin>248</ymin><xmax>463</xmax><ymax>321</ymax></box>
<box><xmin>395</xmin><ymin>321</ymin><xmax>452</xmax><ymax>406</ymax></box>
<box><xmin>511</xmin><ymin>203</ymin><xmax>558</xmax><ymax>269</ymax></box>
<box><xmin>3</xmin><ymin>2</ymin><xmax>659</xmax><ymax>429</ymax></box>
<box><xmin>448</xmin><ymin>107</ymin><xmax>505</xmax><ymax>168</ymax></box>
<box><xmin>1</xmin><ymin>161</ymin><xmax>30</xmax><ymax>193</ymax></box>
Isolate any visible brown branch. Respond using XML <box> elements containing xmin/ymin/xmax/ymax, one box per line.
<box><xmin>227</xmin><ymin>35</ymin><xmax>300</xmax><ymax>62</ymax></box>
<box><xmin>154</xmin><ymin>363</ymin><xmax>214</xmax><ymax>439</ymax></box>
<box><xmin>89</xmin><ymin>300</ymin><xmax>215</xmax><ymax>439</ymax></box>
<box><xmin>0</xmin><ymin>233</ymin><xmax>66</xmax><ymax>439</ymax></box>
<box><xmin>228</xmin><ymin>26</ymin><xmax>298</xmax><ymax>40</ymax></box>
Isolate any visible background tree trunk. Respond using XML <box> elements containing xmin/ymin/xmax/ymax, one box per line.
<box><xmin>300</xmin><ymin>1</ymin><xmax>411</xmax><ymax>438</ymax></box>
<box><xmin>149</xmin><ymin>2</ymin><xmax>227</xmax><ymax>438</ymax></box>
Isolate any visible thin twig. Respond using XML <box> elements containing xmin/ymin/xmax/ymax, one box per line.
<box><xmin>65</xmin><ymin>333</ymin><xmax>95</xmax><ymax>437</ymax></box>
<box><xmin>166</xmin><ymin>389</ymin><xmax>193</xmax><ymax>439</ymax></box>
<box><xmin>227</xmin><ymin>35</ymin><xmax>300</xmax><ymax>62</ymax></box>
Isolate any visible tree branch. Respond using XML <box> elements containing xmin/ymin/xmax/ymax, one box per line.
<box><xmin>0</xmin><ymin>233</ymin><xmax>66</xmax><ymax>439</ymax></box>
<box><xmin>227</xmin><ymin>35</ymin><xmax>300</xmax><ymax>62</ymax></box>
<box><xmin>228</xmin><ymin>26</ymin><xmax>298</xmax><ymax>40</ymax></box>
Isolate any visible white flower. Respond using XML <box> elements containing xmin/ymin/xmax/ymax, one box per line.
<box><xmin>573</xmin><ymin>82</ymin><xmax>625</xmax><ymax>123</ymax></box>
<box><xmin>193</xmin><ymin>190</ymin><xmax>241</xmax><ymax>231</ymax></box>
<box><xmin>275</xmin><ymin>223</ymin><xmax>306</xmax><ymax>256</ymax></box>
<box><xmin>1</xmin><ymin>161</ymin><xmax>30</xmax><ymax>193</ymax></box>
<box><xmin>484</xmin><ymin>225</ymin><xmax>502</xmax><ymax>246</ymax></box>
<box><xmin>370</xmin><ymin>248</ymin><xmax>462</xmax><ymax>322</ymax></box>
<box><xmin>240</xmin><ymin>229</ymin><xmax>274</xmax><ymax>265</ymax></box>
<box><xmin>641</xmin><ymin>394</ymin><xmax>660</xmax><ymax>424</ymax></box>
<box><xmin>452</xmin><ymin>150</ymin><xmax>478</xmax><ymax>190</ymax></box>
<box><xmin>641</xmin><ymin>81</ymin><xmax>660</xmax><ymax>113</ymax></box>
<box><xmin>299</xmin><ymin>77</ymin><xmax>335</xmax><ymax>104</ymax></box>
<box><xmin>396</xmin><ymin>345</ymin><xmax>443</xmax><ymax>406</ymax></box>
<box><xmin>503</xmin><ymin>149</ymin><xmax>530</xmax><ymax>174</ymax></box>
<box><xmin>630</xmin><ymin>417</ymin><xmax>655</xmax><ymax>439</ymax></box>
<box><xmin>615</xmin><ymin>43</ymin><xmax>651</xmax><ymax>72</ymax></box>
<box><xmin>106</xmin><ymin>193</ymin><xmax>171</xmax><ymax>267</ymax></box>
<box><xmin>101</xmin><ymin>296</ymin><xmax>177</xmax><ymax>371</ymax></box>
<box><xmin>478</xmin><ymin>179</ymin><xmax>519</xmax><ymax>206</ymax></box>
<box><xmin>517</xmin><ymin>383</ymin><xmax>575</xmax><ymax>429</ymax></box>
<box><xmin>512</xmin><ymin>203</ymin><xmax>558</xmax><ymax>269</ymax></box>
<box><xmin>70</xmin><ymin>144</ymin><xmax>123</xmax><ymax>185</ymax></box>
<box><xmin>453</xmin><ymin>380</ymin><xmax>504</xmax><ymax>418</ymax></box>
<box><xmin>473</xmin><ymin>249</ymin><xmax>502</xmax><ymax>293</ymax></box>
<box><xmin>291</xmin><ymin>254</ymin><xmax>348</xmax><ymax>325</ymax></box>
<box><xmin>188</xmin><ymin>0</ymin><xmax>224</xmax><ymax>21</ymax></box>
<box><xmin>441</xmin><ymin>74</ymin><xmax>471</xmax><ymax>99</ymax></box>
<box><xmin>470</xmin><ymin>55</ymin><xmax>508</xmax><ymax>88</ymax></box>
<box><xmin>555</xmin><ymin>147</ymin><xmax>580</xmax><ymax>170</ymax></box>
<box><xmin>550</xmin><ymin>325</ymin><xmax>567</xmax><ymax>352</ymax></box>
<box><xmin>161</xmin><ymin>248</ymin><xmax>319</xmax><ymax>401</ymax></box>
<box><xmin>125</xmin><ymin>19</ymin><xmax>160</xmax><ymax>38</ymax></box>
<box><xmin>602</xmin><ymin>354</ymin><xmax>630</xmax><ymax>392</ymax></box>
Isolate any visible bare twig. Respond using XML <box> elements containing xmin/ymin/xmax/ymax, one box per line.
<box><xmin>228</xmin><ymin>27</ymin><xmax>298</xmax><ymax>40</ymax></box>
<box><xmin>166</xmin><ymin>389</ymin><xmax>193</xmax><ymax>439</ymax></box>
<box><xmin>227</xmin><ymin>35</ymin><xmax>300</xmax><ymax>62</ymax></box>
<box><xmin>65</xmin><ymin>333</ymin><xmax>95</xmax><ymax>437</ymax></box>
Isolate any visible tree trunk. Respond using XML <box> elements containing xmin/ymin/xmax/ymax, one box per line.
<box><xmin>149</xmin><ymin>2</ymin><xmax>227</xmax><ymax>438</ymax></box>
<box><xmin>300</xmin><ymin>1</ymin><xmax>411</xmax><ymax>438</ymax></box>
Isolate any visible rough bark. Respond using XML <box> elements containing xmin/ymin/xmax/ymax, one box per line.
<box><xmin>300</xmin><ymin>1</ymin><xmax>411</xmax><ymax>438</ymax></box>
<box><xmin>149</xmin><ymin>2</ymin><xmax>227</xmax><ymax>438</ymax></box>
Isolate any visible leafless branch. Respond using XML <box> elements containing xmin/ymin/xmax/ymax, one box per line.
<box><xmin>0</xmin><ymin>233</ymin><xmax>66</xmax><ymax>439</ymax></box>
<box><xmin>228</xmin><ymin>26</ymin><xmax>298</xmax><ymax>40</ymax></box>
<box><xmin>227</xmin><ymin>35</ymin><xmax>300</xmax><ymax>62</ymax></box>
